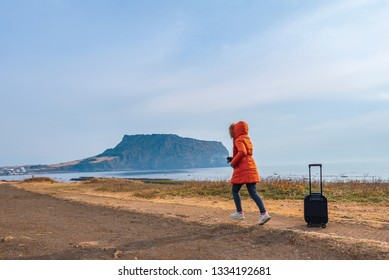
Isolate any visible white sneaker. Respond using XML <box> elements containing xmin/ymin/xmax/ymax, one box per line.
<box><xmin>230</xmin><ymin>212</ymin><xmax>245</xmax><ymax>220</ymax></box>
<box><xmin>258</xmin><ymin>212</ymin><xmax>271</xmax><ymax>225</ymax></box>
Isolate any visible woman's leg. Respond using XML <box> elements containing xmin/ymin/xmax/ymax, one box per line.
<box><xmin>246</xmin><ymin>183</ymin><xmax>266</xmax><ymax>214</ymax></box>
<box><xmin>232</xmin><ymin>184</ymin><xmax>243</xmax><ymax>212</ymax></box>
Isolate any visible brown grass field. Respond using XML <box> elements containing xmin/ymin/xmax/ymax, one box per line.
<box><xmin>0</xmin><ymin>177</ymin><xmax>388</xmax><ymax>260</ymax></box>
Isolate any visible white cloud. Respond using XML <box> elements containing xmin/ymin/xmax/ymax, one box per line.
<box><xmin>133</xmin><ymin>47</ymin><xmax>389</xmax><ymax>115</ymax></box>
<box><xmin>306</xmin><ymin>110</ymin><xmax>389</xmax><ymax>132</ymax></box>
<box><xmin>127</xmin><ymin>0</ymin><xmax>389</xmax><ymax>115</ymax></box>
<box><xmin>367</xmin><ymin>92</ymin><xmax>389</xmax><ymax>101</ymax></box>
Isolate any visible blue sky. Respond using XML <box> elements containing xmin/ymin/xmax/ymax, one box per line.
<box><xmin>1</xmin><ymin>0</ymin><xmax>389</xmax><ymax>167</ymax></box>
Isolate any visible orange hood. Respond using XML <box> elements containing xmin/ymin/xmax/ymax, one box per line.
<box><xmin>234</xmin><ymin>121</ymin><xmax>249</xmax><ymax>139</ymax></box>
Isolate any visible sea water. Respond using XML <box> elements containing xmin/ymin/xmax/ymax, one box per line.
<box><xmin>1</xmin><ymin>162</ymin><xmax>388</xmax><ymax>182</ymax></box>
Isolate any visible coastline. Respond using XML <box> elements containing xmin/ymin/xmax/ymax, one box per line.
<box><xmin>1</xmin><ymin>164</ymin><xmax>388</xmax><ymax>183</ymax></box>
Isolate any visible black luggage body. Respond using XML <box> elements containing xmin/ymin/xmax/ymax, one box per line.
<box><xmin>304</xmin><ymin>164</ymin><xmax>328</xmax><ymax>228</ymax></box>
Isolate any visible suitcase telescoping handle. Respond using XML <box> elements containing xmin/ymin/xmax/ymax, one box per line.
<box><xmin>309</xmin><ymin>164</ymin><xmax>323</xmax><ymax>195</ymax></box>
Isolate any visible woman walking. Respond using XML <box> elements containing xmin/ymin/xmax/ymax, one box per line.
<box><xmin>228</xmin><ymin>121</ymin><xmax>271</xmax><ymax>225</ymax></box>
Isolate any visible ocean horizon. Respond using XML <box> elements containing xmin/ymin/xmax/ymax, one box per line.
<box><xmin>1</xmin><ymin>161</ymin><xmax>388</xmax><ymax>182</ymax></box>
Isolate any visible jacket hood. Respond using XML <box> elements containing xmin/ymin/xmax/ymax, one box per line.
<box><xmin>234</xmin><ymin>121</ymin><xmax>249</xmax><ymax>138</ymax></box>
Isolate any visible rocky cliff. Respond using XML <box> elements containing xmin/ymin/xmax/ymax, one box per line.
<box><xmin>39</xmin><ymin>134</ymin><xmax>229</xmax><ymax>172</ymax></box>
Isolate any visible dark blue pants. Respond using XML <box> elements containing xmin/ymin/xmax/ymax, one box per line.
<box><xmin>232</xmin><ymin>183</ymin><xmax>266</xmax><ymax>214</ymax></box>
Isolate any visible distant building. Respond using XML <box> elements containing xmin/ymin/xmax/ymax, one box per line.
<box><xmin>0</xmin><ymin>167</ymin><xmax>27</xmax><ymax>176</ymax></box>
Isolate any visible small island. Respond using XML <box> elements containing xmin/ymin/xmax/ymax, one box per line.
<box><xmin>16</xmin><ymin>134</ymin><xmax>229</xmax><ymax>174</ymax></box>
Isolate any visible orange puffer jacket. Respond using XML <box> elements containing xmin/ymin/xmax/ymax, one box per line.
<box><xmin>230</xmin><ymin>121</ymin><xmax>260</xmax><ymax>184</ymax></box>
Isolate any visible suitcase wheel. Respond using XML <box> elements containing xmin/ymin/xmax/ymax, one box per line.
<box><xmin>307</xmin><ymin>223</ymin><xmax>312</xmax><ymax>228</ymax></box>
<box><xmin>321</xmin><ymin>224</ymin><xmax>326</xmax><ymax>228</ymax></box>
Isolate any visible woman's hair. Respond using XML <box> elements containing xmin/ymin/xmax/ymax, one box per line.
<box><xmin>229</xmin><ymin>123</ymin><xmax>235</xmax><ymax>139</ymax></box>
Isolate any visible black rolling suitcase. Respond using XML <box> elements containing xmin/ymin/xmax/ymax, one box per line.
<box><xmin>304</xmin><ymin>164</ymin><xmax>328</xmax><ymax>228</ymax></box>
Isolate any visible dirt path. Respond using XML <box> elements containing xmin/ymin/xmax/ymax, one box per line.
<box><xmin>1</xmin><ymin>183</ymin><xmax>388</xmax><ymax>260</ymax></box>
<box><xmin>40</xmin><ymin>190</ymin><xmax>389</xmax><ymax>244</ymax></box>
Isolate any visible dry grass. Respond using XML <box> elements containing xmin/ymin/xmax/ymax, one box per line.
<box><xmin>81</xmin><ymin>178</ymin><xmax>230</xmax><ymax>199</ymax></box>
<box><xmin>325</xmin><ymin>180</ymin><xmax>389</xmax><ymax>203</ymax></box>
<box><xmin>260</xmin><ymin>177</ymin><xmax>305</xmax><ymax>200</ymax></box>
<box><xmin>78</xmin><ymin>177</ymin><xmax>389</xmax><ymax>204</ymax></box>
<box><xmin>22</xmin><ymin>177</ymin><xmax>57</xmax><ymax>183</ymax></box>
